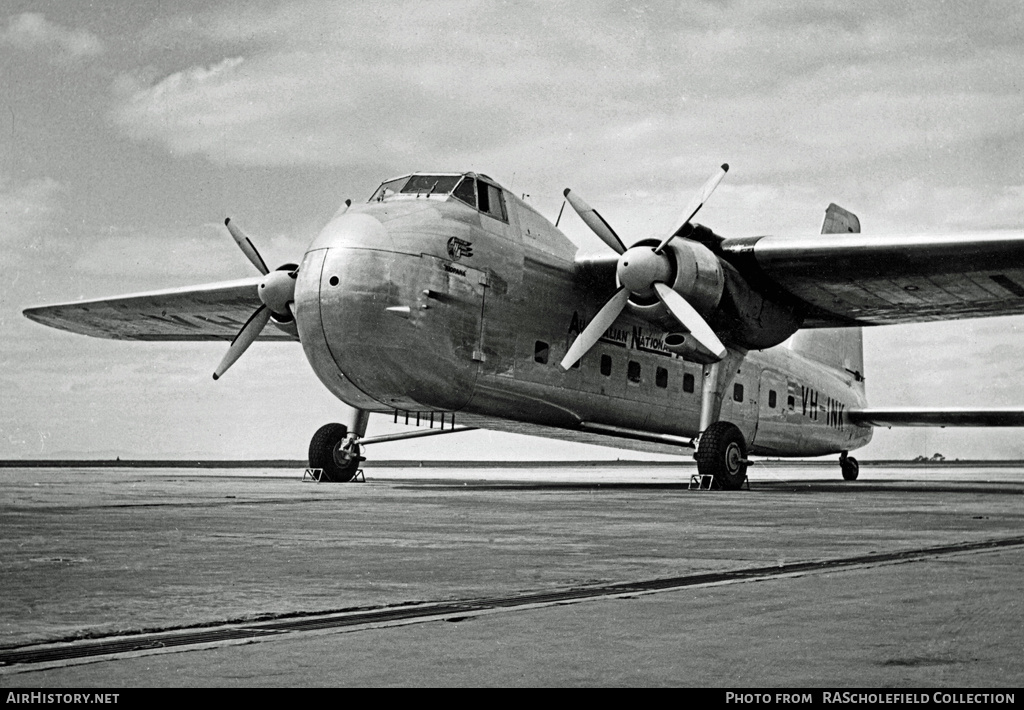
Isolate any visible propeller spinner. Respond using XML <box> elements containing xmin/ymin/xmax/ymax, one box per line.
<box><xmin>213</xmin><ymin>219</ymin><xmax>298</xmax><ymax>380</ymax></box>
<box><xmin>560</xmin><ymin>165</ymin><xmax>730</xmax><ymax>371</ymax></box>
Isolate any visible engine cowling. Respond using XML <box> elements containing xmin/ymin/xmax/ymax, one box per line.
<box><xmin>623</xmin><ymin>237</ymin><xmax>725</xmax><ymax>330</ymax></box>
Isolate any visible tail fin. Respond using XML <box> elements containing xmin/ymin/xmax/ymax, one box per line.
<box><xmin>788</xmin><ymin>204</ymin><xmax>865</xmax><ymax>391</ymax></box>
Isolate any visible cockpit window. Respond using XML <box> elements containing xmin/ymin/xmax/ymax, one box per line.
<box><xmin>401</xmin><ymin>175</ymin><xmax>461</xmax><ymax>196</ymax></box>
<box><xmin>369</xmin><ymin>176</ymin><xmax>409</xmax><ymax>202</ymax></box>
<box><xmin>368</xmin><ymin>173</ymin><xmax>506</xmax><ymax>222</ymax></box>
<box><xmin>369</xmin><ymin>174</ymin><xmax>461</xmax><ymax>202</ymax></box>
<box><xmin>478</xmin><ymin>181</ymin><xmax>507</xmax><ymax>222</ymax></box>
<box><xmin>452</xmin><ymin>177</ymin><xmax>477</xmax><ymax>207</ymax></box>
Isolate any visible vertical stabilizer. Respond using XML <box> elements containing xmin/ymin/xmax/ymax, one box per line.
<box><xmin>789</xmin><ymin>204</ymin><xmax>865</xmax><ymax>391</ymax></box>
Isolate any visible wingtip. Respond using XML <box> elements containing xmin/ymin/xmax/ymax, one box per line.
<box><xmin>212</xmin><ymin>373</ymin><xmax>220</xmax><ymax>381</ymax></box>
<box><xmin>721</xmin><ymin>163</ymin><xmax>729</xmax><ymax>172</ymax></box>
<box><xmin>224</xmin><ymin>217</ymin><xmax>231</xmax><ymax>226</ymax></box>
<box><xmin>563</xmin><ymin>188</ymin><xmax>571</xmax><ymax>197</ymax></box>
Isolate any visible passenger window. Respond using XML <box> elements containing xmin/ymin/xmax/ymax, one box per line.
<box><xmin>769</xmin><ymin>390</ymin><xmax>777</xmax><ymax>408</ymax></box>
<box><xmin>788</xmin><ymin>395</ymin><xmax>795</xmax><ymax>410</ymax></box>
<box><xmin>683</xmin><ymin>373</ymin><xmax>695</xmax><ymax>393</ymax></box>
<box><xmin>600</xmin><ymin>354</ymin><xmax>612</xmax><ymax>376</ymax></box>
<box><xmin>656</xmin><ymin>367</ymin><xmax>668</xmax><ymax>389</ymax></box>
<box><xmin>733</xmin><ymin>383</ymin><xmax>744</xmax><ymax>402</ymax></box>
<box><xmin>453</xmin><ymin>177</ymin><xmax>476</xmax><ymax>207</ymax></box>
<box><xmin>627</xmin><ymin>360</ymin><xmax>641</xmax><ymax>384</ymax></box>
<box><xmin>534</xmin><ymin>341</ymin><xmax>549</xmax><ymax>364</ymax></box>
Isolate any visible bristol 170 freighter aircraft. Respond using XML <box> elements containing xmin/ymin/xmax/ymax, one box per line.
<box><xmin>23</xmin><ymin>166</ymin><xmax>1024</xmax><ymax>488</ymax></box>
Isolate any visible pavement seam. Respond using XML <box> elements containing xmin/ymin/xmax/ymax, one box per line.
<box><xmin>3</xmin><ymin>535</ymin><xmax>1022</xmax><ymax>675</ymax></box>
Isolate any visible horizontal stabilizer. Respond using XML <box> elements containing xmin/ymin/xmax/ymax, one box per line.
<box><xmin>23</xmin><ymin>278</ymin><xmax>297</xmax><ymax>342</ymax></box>
<box><xmin>848</xmin><ymin>408</ymin><xmax>1024</xmax><ymax>428</ymax></box>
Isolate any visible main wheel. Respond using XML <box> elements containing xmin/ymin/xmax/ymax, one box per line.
<box><xmin>841</xmin><ymin>455</ymin><xmax>859</xmax><ymax>481</ymax></box>
<box><xmin>695</xmin><ymin>421</ymin><xmax>748</xmax><ymax>490</ymax></box>
<box><xmin>309</xmin><ymin>423</ymin><xmax>363</xmax><ymax>483</ymax></box>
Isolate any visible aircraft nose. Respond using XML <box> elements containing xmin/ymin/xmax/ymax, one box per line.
<box><xmin>305</xmin><ymin>212</ymin><xmax>395</xmax><ymax>252</ymax></box>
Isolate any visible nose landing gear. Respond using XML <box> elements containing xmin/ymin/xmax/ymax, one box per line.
<box><xmin>308</xmin><ymin>423</ymin><xmax>365</xmax><ymax>483</ymax></box>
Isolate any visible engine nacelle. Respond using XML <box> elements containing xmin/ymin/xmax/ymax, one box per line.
<box><xmin>625</xmin><ymin>237</ymin><xmax>725</xmax><ymax>329</ymax></box>
<box><xmin>664</xmin><ymin>332</ymin><xmax>721</xmax><ymax>365</ymax></box>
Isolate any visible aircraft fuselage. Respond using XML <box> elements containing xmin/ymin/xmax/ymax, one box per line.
<box><xmin>294</xmin><ymin>175</ymin><xmax>872</xmax><ymax>458</ymax></box>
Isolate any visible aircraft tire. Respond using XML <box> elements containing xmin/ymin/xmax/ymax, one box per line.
<box><xmin>841</xmin><ymin>456</ymin><xmax>859</xmax><ymax>481</ymax></box>
<box><xmin>696</xmin><ymin>421</ymin><xmax>748</xmax><ymax>490</ymax></box>
<box><xmin>309</xmin><ymin>423</ymin><xmax>361</xmax><ymax>483</ymax></box>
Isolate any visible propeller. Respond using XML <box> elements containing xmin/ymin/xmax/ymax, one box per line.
<box><xmin>560</xmin><ymin>165</ymin><xmax>729</xmax><ymax>371</ymax></box>
<box><xmin>655</xmin><ymin>164</ymin><xmax>728</xmax><ymax>254</ymax></box>
<box><xmin>213</xmin><ymin>219</ymin><xmax>298</xmax><ymax>380</ymax></box>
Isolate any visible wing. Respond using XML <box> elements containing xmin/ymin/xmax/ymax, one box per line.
<box><xmin>721</xmin><ymin>230</ymin><xmax>1024</xmax><ymax>327</ymax></box>
<box><xmin>23</xmin><ymin>277</ymin><xmax>297</xmax><ymax>341</ymax></box>
<box><xmin>848</xmin><ymin>408</ymin><xmax>1024</xmax><ymax>427</ymax></box>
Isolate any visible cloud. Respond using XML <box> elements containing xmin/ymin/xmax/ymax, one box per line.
<box><xmin>1</xmin><ymin>13</ymin><xmax>104</xmax><ymax>61</ymax></box>
<box><xmin>107</xmin><ymin>2</ymin><xmax>1024</xmax><ymax>201</ymax></box>
<box><xmin>70</xmin><ymin>219</ymin><xmax>302</xmax><ymax>283</ymax></box>
<box><xmin>0</xmin><ymin>174</ymin><xmax>64</xmax><ymax>266</ymax></box>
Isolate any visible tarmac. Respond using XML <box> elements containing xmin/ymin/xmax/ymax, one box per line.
<box><xmin>1</xmin><ymin>462</ymin><xmax>1022</xmax><ymax>687</ymax></box>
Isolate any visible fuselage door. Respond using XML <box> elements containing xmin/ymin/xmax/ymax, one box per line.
<box><xmin>753</xmin><ymin>369</ymin><xmax>788</xmax><ymax>452</ymax></box>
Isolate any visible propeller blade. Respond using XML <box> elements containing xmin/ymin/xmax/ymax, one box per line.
<box><xmin>560</xmin><ymin>288</ymin><xmax>630</xmax><ymax>370</ymax></box>
<box><xmin>213</xmin><ymin>305</ymin><xmax>271</xmax><ymax>380</ymax></box>
<box><xmin>563</xmin><ymin>188</ymin><xmax>627</xmax><ymax>254</ymax></box>
<box><xmin>225</xmin><ymin>218</ymin><xmax>269</xmax><ymax>275</ymax></box>
<box><xmin>653</xmin><ymin>282</ymin><xmax>726</xmax><ymax>360</ymax></box>
<box><xmin>655</xmin><ymin>163</ymin><xmax>729</xmax><ymax>254</ymax></box>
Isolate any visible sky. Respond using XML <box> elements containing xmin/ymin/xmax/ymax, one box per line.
<box><xmin>2</xmin><ymin>0</ymin><xmax>1024</xmax><ymax>461</ymax></box>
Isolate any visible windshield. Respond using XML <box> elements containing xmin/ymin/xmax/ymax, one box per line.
<box><xmin>369</xmin><ymin>174</ymin><xmax>462</xmax><ymax>202</ymax></box>
<box><xmin>369</xmin><ymin>177</ymin><xmax>409</xmax><ymax>202</ymax></box>
<box><xmin>401</xmin><ymin>175</ymin><xmax>461</xmax><ymax>195</ymax></box>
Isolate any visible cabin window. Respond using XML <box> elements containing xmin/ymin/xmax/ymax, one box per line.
<box><xmin>788</xmin><ymin>395</ymin><xmax>795</xmax><ymax>410</ymax></box>
<box><xmin>478</xmin><ymin>182</ymin><xmax>508</xmax><ymax>222</ymax></box>
<box><xmin>600</xmin><ymin>354</ymin><xmax>612</xmax><ymax>376</ymax></box>
<box><xmin>627</xmin><ymin>360</ymin><xmax>641</xmax><ymax>384</ymax></box>
<box><xmin>534</xmin><ymin>341</ymin><xmax>549</xmax><ymax>364</ymax></box>
<box><xmin>733</xmin><ymin>383</ymin><xmax>744</xmax><ymax>402</ymax></box>
<box><xmin>452</xmin><ymin>177</ymin><xmax>477</xmax><ymax>207</ymax></box>
<box><xmin>656</xmin><ymin>367</ymin><xmax>668</xmax><ymax>389</ymax></box>
<box><xmin>769</xmin><ymin>390</ymin><xmax>777</xmax><ymax>408</ymax></box>
<box><xmin>683</xmin><ymin>373</ymin><xmax>695</xmax><ymax>394</ymax></box>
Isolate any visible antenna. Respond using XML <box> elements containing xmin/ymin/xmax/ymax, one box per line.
<box><xmin>555</xmin><ymin>199</ymin><xmax>566</xmax><ymax>228</ymax></box>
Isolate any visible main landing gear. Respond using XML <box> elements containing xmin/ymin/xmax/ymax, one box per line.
<box><xmin>839</xmin><ymin>451</ymin><xmax>859</xmax><ymax>481</ymax></box>
<box><xmin>695</xmin><ymin>421</ymin><xmax>749</xmax><ymax>490</ymax></box>
<box><xmin>308</xmin><ymin>423</ymin><xmax>365</xmax><ymax>483</ymax></box>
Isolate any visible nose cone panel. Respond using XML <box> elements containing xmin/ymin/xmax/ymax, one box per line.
<box><xmin>315</xmin><ymin>249</ymin><xmax>485</xmax><ymax>411</ymax></box>
<box><xmin>308</xmin><ymin>212</ymin><xmax>395</xmax><ymax>252</ymax></box>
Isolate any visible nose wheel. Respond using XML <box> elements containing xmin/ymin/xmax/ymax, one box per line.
<box><xmin>309</xmin><ymin>423</ymin><xmax>365</xmax><ymax>483</ymax></box>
